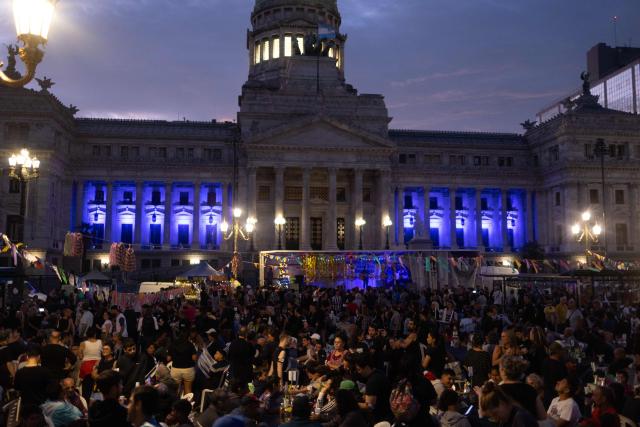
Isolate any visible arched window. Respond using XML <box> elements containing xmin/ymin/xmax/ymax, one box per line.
<box><xmin>254</xmin><ymin>42</ymin><xmax>261</xmax><ymax>64</ymax></box>
<box><xmin>262</xmin><ymin>39</ymin><xmax>270</xmax><ymax>61</ymax></box>
<box><xmin>297</xmin><ymin>35</ymin><xmax>304</xmax><ymax>54</ymax></box>
<box><xmin>284</xmin><ymin>35</ymin><xmax>292</xmax><ymax>57</ymax></box>
<box><xmin>272</xmin><ymin>36</ymin><xmax>280</xmax><ymax>59</ymax></box>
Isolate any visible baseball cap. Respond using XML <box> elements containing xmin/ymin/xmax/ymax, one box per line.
<box><xmin>310</xmin><ymin>333</ymin><xmax>321</xmax><ymax>341</ymax></box>
<box><xmin>339</xmin><ymin>380</ymin><xmax>356</xmax><ymax>391</ymax></box>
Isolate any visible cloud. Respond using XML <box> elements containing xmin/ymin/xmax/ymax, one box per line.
<box><xmin>390</xmin><ymin>68</ymin><xmax>485</xmax><ymax>88</ymax></box>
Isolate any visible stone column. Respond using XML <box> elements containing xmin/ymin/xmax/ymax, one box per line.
<box><xmin>353</xmin><ymin>169</ymin><xmax>364</xmax><ymax>249</ymax></box>
<box><xmin>274</xmin><ymin>167</ymin><xmax>285</xmax><ymax>247</ymax></box>
<box><xmin>422</xmin><ymin>186</ymin><xmax>431</xmax><ymax>235</ymax></box>
<box><xmin>105</xmin><ymin>182</ymin><xmax>113</xmax><ymax>245</ymax></box>
<box><xmin>501</xmin><ymin>189</ymin><xmax>510</xmax><ymax>252</ymax></box>
<box><xmin>220</xmin><ymin>182</ymin><xmax>229</xmax><ymax>251</ymax></box>
<box><xmin>76</xmin><ymin>180</ymin><xmax>85</xmax><ymax>229</ymax></box>
<box><xmin>628</xmin><ymin>185</ymin><xmax>638</xmax><ymax>251</ymax></box>
<box><xmin>395</xmin><ymin>186</ymin><xmax>404</xmax><ymax>247</ymax></box>
<box><xmin>378</xmin><ymin>172</ymin><xmax>391</xmax><ymax>248</ymax></box>
<box><xmin>193</xmin><ymin>181</ymin><xmax>201</xmax><ymax>249</ymax></box>
<box><xmin>134</xmin><ymin>182</ymin><xmax>143</xmax><ymax>244</ymax></box>
<box><xmin>248</xmin><ymin>168</ymin><xmax>257</xmax><ymax>219</ymax></box>
<box><xmin>449</xmin><ymin>188</ymin><xmax>458</xmax><ymax>249</ymax></box>
<box><xmin>526</xmin><ymin>189</ymin><xmax>535</xmax><ymax>243</ymax></box>
<box><xmin>326</xmin><ymin>168</ymin><xmax>338</xmax><ymax>250</ymax></box>
<box><xmin>476</xmin><ymin>188</ymin><xmax>484</xmax><ymax>250</ymax></box>
<box><xmin>300</xmin><ymin>169</ymin><xmax>311</xmax><ymax>250</ymax></box>
<box><xmin>164</xmin><ymin>183</ymin><xmax>172</xmax><ymax>248</ymax></box>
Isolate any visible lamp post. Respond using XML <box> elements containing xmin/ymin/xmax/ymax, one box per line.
<box><xmin>594</xmin><ymin>138</ymin><xmax>608</xmax><ymax>255</ymax></box>
<box><xmin>220</xmin><ymin>208</ymin><xmax>252</xmax><ymax>280</ymax></box>
<box><xmin>571</xmin><ymin>210</ymin><xmax>602</xmax><ymax>266</ymax></box>
<box><xmin>246</xmin><ymin>216</ymin><xmax>257</xmax><ymax>252</ymax></box>
<box><xmin>274</xmin><ymin>215</ymin><xmax>286</xmax><ymax>250</ymax></box>
<box><xmin>355</xmin><ymin>217</ymin><xmax>366</xmax><ymax>250</ymax></box>
<box><xmin>1</xmin><ymin>0</ymin><xmax>57</xmax><ymax>88</ymax></box>
<box><xmin>383</xmin><ymin>216</ymin><xmax>392</xmax><ymax>250</ymax></box>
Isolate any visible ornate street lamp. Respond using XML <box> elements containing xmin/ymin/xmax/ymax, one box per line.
<box><xmin>246</xmin><ymin>216</ymin><xmax>257</xmax><ymax>252</ymax></box>
<box><xmin>382</xmin><ymin>215</ymin><xmax>393</xmax><ymax>250</ymax></box>
<box><xmin>220</xmin><ymin>208</ymin><xmax>252</xmax><ymax>279</ymax></box>
<box><xmin>571</xmin><ymin>210</ymin><xmax>602</xmax><ymax>266</ymax></box>
<box><xmin>274</xmin><ymin>215</ymin><xmax>286</xmax><ymax>250</ymax></box>
<box><xmin>1</xmin><ymin>0</ymin><xmax>57</xmax><ymax>88</ymax></box>
<box><xmin>355</xmin><ymin>217</ymin><xmax>366</xmax><ymax>250</ymax></box>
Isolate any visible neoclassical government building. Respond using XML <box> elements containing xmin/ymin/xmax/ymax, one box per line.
<box><xmin>1</xmin><ymin>0</ymin><xmax>640</xmax><ymax>274</ymax></box>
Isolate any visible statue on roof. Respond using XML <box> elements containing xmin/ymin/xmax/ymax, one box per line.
<box><xmin>3</xmin><ymin>44</ymin><xmax>22</xmax><ymax>81</ymax></box>
<box><xmin>520</xmin><ymin>119</ymin><xmax>537</xmax><ymax>131</ymax></box>
<box><xmin>36</xmin><ymin>76</ymin><xmax>55</xmax><ymax>92</ymax></box>
<box><xmin>580</xmin><ymin>71</ymin><xmax>591</xmax><ymax>95</ymax></box>
<box><xmin>561</xmin><ymin>97</ymin><xmax>575</xmax><ymax>112</ymax></box>
<box><xmin>68</xmin><ymin>104</ymin><xmax>79</xmax><ymax>115</ymax></box>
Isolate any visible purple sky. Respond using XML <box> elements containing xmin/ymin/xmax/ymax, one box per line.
<box><xmin>2</xmin><ymin>0</ymin><xmax>639</xmax><ymax>133</ymax></box>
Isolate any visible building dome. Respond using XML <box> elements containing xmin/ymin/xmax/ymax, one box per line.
<box><xmin>253</xmin><ymin>0</ymin><xmax>338</xmax><ymax>15</ymax></box>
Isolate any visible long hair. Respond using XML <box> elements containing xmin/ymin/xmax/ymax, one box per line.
<box><xmin>480</xmin><ymin>382</ymin><xmax>512</xmax><ymax>412</ymax></box>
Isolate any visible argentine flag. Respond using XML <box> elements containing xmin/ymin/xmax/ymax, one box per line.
<box><xmin>318</xmin><ymin>23</ymin><xmax>336</xmax><ymax>40</ymax></box>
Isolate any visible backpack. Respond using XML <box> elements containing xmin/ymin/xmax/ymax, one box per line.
<box><xmin>389</xmin><ymin>379</ymin><xmax>420</xmax><ymax>422</ymax></box>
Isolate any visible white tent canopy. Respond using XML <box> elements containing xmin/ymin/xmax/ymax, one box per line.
<box><xmin>181</xmin><ymin>261</ymin><xmax>223</xmax><ymax>278</ymax></box>
<box><xmin>80</xmin><ymin>270</ymin><xmax>111</xmax><ymax>283</ymax></box>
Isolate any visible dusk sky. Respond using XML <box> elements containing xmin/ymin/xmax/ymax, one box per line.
<box><xmin>1</xmin><ymin>0</ymin><xmax>639</xmax><ymax>133</ymax></box>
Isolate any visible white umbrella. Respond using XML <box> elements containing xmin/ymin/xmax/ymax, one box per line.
<box><xmin>181</xmin><ymin>261</ymin><xmax>221</xmax><ymax>278</ymax></box>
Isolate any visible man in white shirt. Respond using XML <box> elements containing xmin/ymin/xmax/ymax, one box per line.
<box><xmin>111</xmin><ymin>305</ymin><xmax>128</xmax><ymax>338</ymax></box>
<box><xmin>547</xmin><ymin>377</ymin><xmax>581</xmax><ymax>427</ymax></box>
<box><xmin>77</xmin><ymin>304</ymin><xmax>94</xmax><ymax>338</ymax></box>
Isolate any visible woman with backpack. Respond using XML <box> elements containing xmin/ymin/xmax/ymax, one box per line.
<box><xmin>390</xmin><ymin>356</ymin><xmax>438</xmax><ymax>427</ymax></box>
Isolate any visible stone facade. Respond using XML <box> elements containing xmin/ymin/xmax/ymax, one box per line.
<box><xmin>1</xmin><ymin>0</ymin><xmax>640</xmax><ymax>276</ymax></box>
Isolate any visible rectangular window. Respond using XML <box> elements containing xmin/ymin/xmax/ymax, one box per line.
<box><xmin>363</xmin><ymin>188</ymin><xmax>372</xmax><ymax>203</ymax></box>
<box><xmin>207</xmin><ymin>190</ymin><xmax>217</xmax><ymax>206</ymax></box>
<box><xmin>404</xmin><ymin>195</ymin><xmax>413</xmax><ymax>209</ymax></box>
<box><xmin>399</xmin><ymin>154</ymin><xmax>407</xmax><ymax>164</ymax></box>
<box><xmin>6</xmin><ymin>215</ymin><xmax>23</xmax><ymax>242</ymax></box>
<box><xmin>178</xmin><ymin>224</ymin><xmax>189</xmax><ymax>246</ymax></box>
<box><xmin>585</xmin><ymin>144</ymin><xmax>593</xmax><ymax>159</ymax></box>
<box><xmin>149</xmin><ymin>224</ymin><xmax>161</xmax><ymax>246</ymax></box>
<box><xmin>121</xmin><ymin>146</ymin><xmax>129</xmax><ymax>159</ymax></box>
<box><xmin>171</xmin><ymin>259</ymin><xmax>180</xmax><ymax>267</ymax></box>
<box><xmin>285</xmin><ymin>217</ymin><xmax>300</xmax><ymax>250</ymax></box>
<box><xmin>616</xmin><ymin>223</ymin><xmax>629</xmax><ymax>246</ymax></box>
<box><xmin>258</xmin><ymin>186</ymin><xmax>271</xmax><ymax>202</ymax></box>
<box><xmin>187</xmin><ymin>148</ymin><xmax>194</xmax><ymax>159</ymax></box>
<box><xmin>615</xmin><ymin>189</ymin><xmax>625</xmax><ymax>204</ymax></box>
<box><xmin>473</xmin><ymin>156</ymin><xmax>481</xmax><ymax>166</ymax></box>
<box><xmin>158</xmin><ymin>147</ymin><xmax>167</xmax><ymax>158</ymax></box>
<box><xmin>149</xmin><ymin>147</ymin><xmax>157</xmax><ymax>157</ymax></box>
<box><xmin>104</xmin><ymin>146</ymin><xmax>111</xmax><ymax>157</ymax></box>
<box><xmin>336</xmin><ymin>188</ymin><xmax>346</xmax><ymax>202</ymax></box>
<box><xmin>455</xmin><ymin>196</ymin><xmax>463</xmax><ymax>211</ymax></box>
<box><xmin>430</xmin><ymin>197</ymin><xmax>438</xmax><ymax>210</ymax></box>
<box><xmin>254</xmin><ymin>42</ymin><xmax>261</xmax><ymax>64</ymax></box>
<box><xmin>424</xmin><ymin>154</ymin><xmax>442</xmax><ymax>165</ymax></box>
<box><xmin>284</xmin><ymin>35</ymin><xmax>292</xmax><ymax>57</ymax></box>
<box><xmin>311</xmin><ymin>217</ymin><xmax>323</xmax><ymax>251</ymax></box>
<box><xmin>151</xmin><ymin>190</ymin><xmax>161</xmax><ymax>205</ymax></box>
<box><xmin>617</xmin><ymin>144</ymin><xmax>627</xmax><ymax>159</ymax></box>
<box><xmin>407</xmin><ymin>154</ymin><xmax>416</xmax><ymax>164</ymax></box>
<box><xmin>589</xmin><ymin>189</ymin><xmax>599</xmax><ymax>204</ymax></box>
<box><xmin>131</xmin><ymin>147</ymin><xmax>139</xmax><ymax>158</ymax></box>
<box><xmin>549</xmin><ymin>145</ymin><xmax>560</xmax><ymax>162</ymax></box>
<box><xmin>179</xmin><ymin>191</ymin><xmax>189</xmax><ymax>205</ymax></box>
<box><xmin>430</xmin><ymin>227</ymin><xmax>440</xmax><ymax>247</ymax></box>
<box><xmin>297</xmin><ymin>36</ymin><xmax>304</xmax><ymax>54</ymax></box>
<box><xmin>310</xmin><ymin>187</ymin><xmax>328</xmax><ymax>201</ymax></box>
<box><xmin>337</xmin><ymin>218</ymin><xmax>345</xmax><ymax>250</ymax></box>
<box><xmin>121</xmin><ymin>224</ymin><xmax>133</xmax><ymax>244</ymax></box>
<box><xmin>205</xmin><ymin>224</ymin><xmax>217</xmax><ymax>247</ymax></box>
<box><xmin>123</xmin><ymin>191</ymin><xmax>133</xmax><ymax>203</ymax></box>
<box><xmin>92</xmin><ymin>145</ymin><xmax>100</xmax><ymax>157</ymax></box>
<box><xmin>9</xmin><ymin>178</ymin><xmax>20</xmax><ymax>194</ymax></box>
<box><xmin>272</xmin><ymin>37</ymin><xmax>280</xmax><ymax>59</ymax></box>
<box><xmin>555</xmin><ymin>192</ymin><xmax>561</xmax><ymax>206</ymax></box>
<box><xmin>176</xmin><ymin>148</ymin><xmax>185</xmax><ymax>159</ymax></box>
<box><xmin>262</xmin><ymin>39</ymin><xmax>270</xmax><ymax>61</ymax></box>
<box><xmin>481</xmin><ymin>197</ymin><xmax>488</xmax><ymax>211</ymax></box>
<box><xmin>285</xmin><ymin>186</ymin><xmax>302</xmax><ymax>201</ymax></box>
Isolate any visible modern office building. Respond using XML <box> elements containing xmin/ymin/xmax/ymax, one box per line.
<box><xmin>1</xmin><ymin>0</ymin><xmax>640</xmax><ymax>277</ymax></box>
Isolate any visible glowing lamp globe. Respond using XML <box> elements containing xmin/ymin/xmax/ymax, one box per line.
<box><xmin>274</xmin><ymin>216</ymin><xmax>286</xmax><ymax>226</ymax></box>
<box><xmin>383</xmin><ymin>216</ymin><xmax>393</xmax><ymax>227</ymax></box>
<box><xmin>245</xmin><ymin>222</ymin><xmax>255</xmax><ymax>233</ymax></box>
<box><xmin>592</xmin><ymin>224</ymin><xmax>602</xmax><ymax>236</ymax></box>
<box><xmin>571</xmin><ymin>224</ymin><xmax>581</xmax><ymax>235</ymax></box>
<box><xmin>581</xmin><ymin>211</ymin><xmax>591</xmax><ymax>222</ymax></box>
<box><xmin>233</xmin><ymin>208</ymin><xmax>242</xmax><ymax>218</ymax></box>
<box><xmin>13</xmin><ymin>0</ymin><xmax>56</xmax><ymax>40</ymax></box>
<box><xmin>220</xmin><ymin>221</ymin><xmax>229</xmax><ymax>233</ymax></box>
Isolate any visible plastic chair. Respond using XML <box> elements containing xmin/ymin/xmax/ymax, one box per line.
<box><xmin>3</xmin><ymin>397</ymin><xmax>21</xmax><ymax>427</ymax></box>
<box><xmin>619</xmin><ymin>415</ymin><xmax>637</xmax><ymax>427</ymax></box>
<box><xmin>373</xmin><ymin>422</ymin><xmax>391</xmax><ymax>427</ymax></box>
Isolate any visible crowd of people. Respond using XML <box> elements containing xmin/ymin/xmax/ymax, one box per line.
<box><xmin>0</xmin><ymin>281</ymin><xmax>640</xmax><ymax>427</ymax></box>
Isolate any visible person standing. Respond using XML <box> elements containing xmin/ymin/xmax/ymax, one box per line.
<box><xmin>227</xmin><ymin>327</ymin><xmax>254</xmax><ymax>385</ymax></box>
<box><xmin>168</xmin><ymin>331</ymin><xmax>197</xmax><ymax>396</ymax></box>
<box><xmin>41</xmin><ymin>330</ymin><xmax>77</xmax><ymax>381</ymax></box>
<box><xmin>463</xmin><ymin>334</ymin><xmax>492</xmax><ymax>387</ymax></box>
<box><xmin>88</xmin><ymin>370</ymin><xmax>129</xmax><ymax>427</ymax></box>
<box><xmin>14</xmin><ymin>347</ymin><xmax>52</xmax><ymax>406</ymax></box>
<box><xmin>111</xmin><ymin>306</ymin><xmax>128</xmax><ymax>339</ymax></box>
<box><xmin>79</xmin><ymin>327</ymin><xmax>103</xmax><ymax>382</ymax></box>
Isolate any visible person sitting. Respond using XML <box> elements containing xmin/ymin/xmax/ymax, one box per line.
<box><xmin>437</xmin><ymin>389</ymin><xmax>471</xmax><ymax>427</ymax></box>
<box><xmin>547</xmin><ymin>377</ymin><xmax>581</xmax><ymax>427</ymax></box>
<box><xmin>479</xmin><ymin>382</ymin><xmax>537</xmax><ymax>427</ymax></box>
<box><xmin>126</xmin><ymin>385</ymin><xmax>160</xmax><ymax>427</ymax></box>
<box><xmin>280</xmin><ymin>395</ymin><xmax>322</xmax><ymax>427</ymax></box>
<box><xmin>432</xmin><ymin>369</ymin><xmax>455</xmax><ymax>399</ymax></box>
<box><xmin>18</xmin><ymin>404</ymin><xmax>47</xmax><ymax>427</ymax></box>
<box><xmin>40</xmin><ymin>382</ymin><xmax>84</xmax><ymax>427</ymax></box>
<box><xmin>165</xmin><ymin>399</ymin><xmax>194</xmax><ymax>427</ymax></box>
<box><xmin>580</xmin><ymin>386</ymin><xmax>617</xmax><ymax>427</ymax></box>
<box><xmin>88</xmin><ymin>370</ymin><xmax>129</xmax><ymax>427</ymax></box>
<box><xmin>62</xmin><ymin>377</ymin><xmax>89</xmax><ymax>417</ymax></box>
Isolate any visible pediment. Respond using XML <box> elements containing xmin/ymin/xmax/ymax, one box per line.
<box><xmin>246</xmin><ymin>116</ymin><xmax>395</xmax><ymax>151</ymax></box>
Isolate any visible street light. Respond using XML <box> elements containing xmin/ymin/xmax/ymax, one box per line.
<box><xmin>594</xmin><ymin>138</ymin><xmax>608</xmax><ymax>255</ymax></box>
<box><xmin>1</xmin><ymin>0</ymin><xmax>57</xmax><ymax>87</ymax></box>
<box><xmin>274</xmin><ymin>215</ymin><xmax>286</xmax><ymax>250</ymax></box>
<box><xmin>246</xmin><ymin>216</ymin><xmax>257</xmax><ymax>252</ymax></box>
<box><xmin>355</xmin><ymin>217</ymin><xmax>366</xmax><ymax>250</ymax></box>
<box><xmin>571</xmin><ymin>210</ymin><xmax>602</xmax><ymax>266</ymax></box>
<box><xmin>221</xmin><ymin>207</ymin><xmax>252</xmax><ymax>279</ymax></box>
<box><xmin>382</xmin><ymin>216</ymin><xmax>393</xmax><ymax>250</ymax></box>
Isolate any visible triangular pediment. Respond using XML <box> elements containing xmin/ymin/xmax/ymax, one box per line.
<box><xmin>246</xmin><ymin>116</ymin><xmax>395</xmax><ymax>150</ymax></box>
